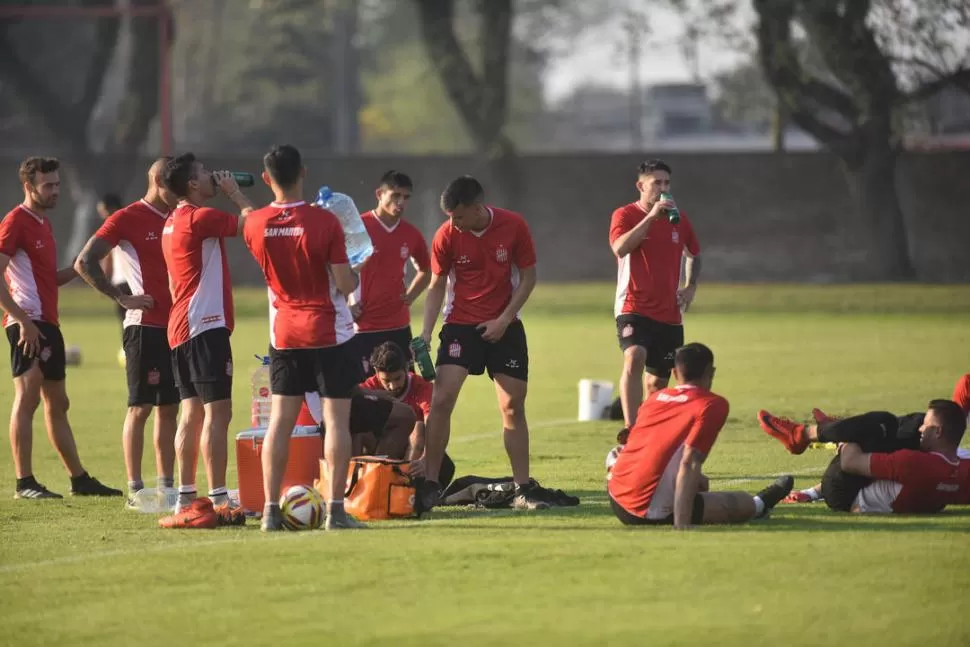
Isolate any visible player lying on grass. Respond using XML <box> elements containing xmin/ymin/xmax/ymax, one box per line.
<box><xmin>607</xmin><ymin>342</ymin><xmax>793</xmax><ymax>529</ymax></box>
<box><xmin>758</xmin><ymin>399</ymin><xmax>969</xmax><ymax>513</ymax></box>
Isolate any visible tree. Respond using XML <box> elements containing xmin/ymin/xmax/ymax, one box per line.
<box><xmin>751</xmin><ymin>0</ymin><xmax>970</xmax><ymax>279</ymax></box>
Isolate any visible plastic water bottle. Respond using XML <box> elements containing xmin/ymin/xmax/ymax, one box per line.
<box><xmin>251</xmin><ymin>355</ymin><xmax>271</xmax><ymax>428</ymax></box>
<box><xmin>659</xmin><ymin>192</ymin><xmax>680</xmax><ymax>224</ymax></box>
<box><xmin>409</xmin><ymin>338</ymin><xmax>436</xmax><ymax>381</ymax></box>
<box><xmin>314</xmin><ymin>186</ymin><xmax>374</xmax><ymax>268</ymax></box>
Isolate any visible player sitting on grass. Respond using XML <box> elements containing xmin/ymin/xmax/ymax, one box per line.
<box><xmin>608</xmin><ymin>342</ymin><xmax>793</xmax><ymax>529</ymax></box>
<box><xmin>758</xmin><ymin>399</ymin><xmax>969</xmax><ymax>513</ymax></box>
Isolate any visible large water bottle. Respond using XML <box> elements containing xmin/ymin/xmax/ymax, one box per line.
<box><xmin>314</xmin><ymin>186</ymin><xmax>374</xmax><ymax>268</ymax></box>
<box><xmin>251</xmin><ymin>355</ymin><xmax>271</xmax><ymax>428</ymax></box>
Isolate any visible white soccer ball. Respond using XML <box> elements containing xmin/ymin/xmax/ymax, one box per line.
<box><xmin>65</xmin><ymin>344</ymin><xmax>82</xmax><ymax>366</ymax></box>
<box><xmin>280</xmin><ymin>484</ymin><xmax>324</xmax><ymax>530</ymax></box>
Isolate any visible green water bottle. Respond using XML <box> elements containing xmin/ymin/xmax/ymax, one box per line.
<box><xmin>660</xmin><ymin>191</ymin><xmax>680</xmax><ymax>224</ymax></box>
<box><xmin>409</xmin><ymin>338</ymin><xmax>436</xmax><ymax>381</ymax></box>
<box><xmin>213</xmin><ymin>171</ymin><xmax>255</xmax><ymax>188</ymax></box>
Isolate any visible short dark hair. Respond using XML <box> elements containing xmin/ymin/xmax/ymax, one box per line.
<box><xmin>637</xmin><ymin>159</ymin><xmax>672</xmax><ymax>176</ymax></box>
<box><xmin>19</xmin><ymin>156</ymin><xmax>60</xmax><ymax>186</ymax></box>
<box><xmin>927</xmin><ymin>399</ymin><xmax>967</xmax><ymax>446</ymax></box>
<box><xmin>99</xmin><ymin>192</ymin><xmax>123</xmax><ymax>211</ymax></box>
<box><xmin>440</xmin><ymin>176</ymin><xmax>484</xmax><ymax>212</ymax></box>
<box><xmin>263</xmin><ymin>144</ymin><xmax>302</xmax><ymax>189</ymax></box>
<box><xmin>370</xmin><ymin>342</ymin><xmax>408</xmax><ymax>374</ymax></box>
<box><xmin>674</xmin><ymin>342</ymin><xmax>714</xmax><ymax>383</ymax></box>
<box><xmin>379</xmin><ymin>170</ymin><xmax>413</xmax><ymax>192</ymax></box>
<box><xmin>163</xmin><ymin>153</ymin><xmax>198</xmax><ymax>198</ymax></box>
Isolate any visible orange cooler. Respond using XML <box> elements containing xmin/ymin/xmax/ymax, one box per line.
<box><xmin>235</xmin><ymin>426</ymin><xmax>322</xmax><ymax>513</ymax></box>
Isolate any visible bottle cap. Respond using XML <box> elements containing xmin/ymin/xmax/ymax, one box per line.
<box><xmin>316</xmin><ymin>186</ymin><xmax>333</xmax><ymax>203</ymax></box>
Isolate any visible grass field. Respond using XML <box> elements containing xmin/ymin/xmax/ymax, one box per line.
<box><xmin>1</xmin><ymin>283</ymin><xmax>969</xmax><ymax>647</ymax></box>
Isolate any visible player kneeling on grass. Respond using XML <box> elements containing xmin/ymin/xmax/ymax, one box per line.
<box><xmin>758</xmin><ymin>399</ymin><xmax>969</xmax><ymax>513</ymax></box>
<box><xmin>608</xmin><ymin>343</ymin><xmax>793</xmax><ymax>529</ymax></box>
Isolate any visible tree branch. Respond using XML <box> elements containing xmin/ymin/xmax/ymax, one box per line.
<box><xmin>899</xmin><ymin>67</ymin><xmax>970</xmax><ymax>104</ymax></box>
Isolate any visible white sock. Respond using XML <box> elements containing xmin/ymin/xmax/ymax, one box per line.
<box><xmin>802</xmin><ymin>487</ymin><xmax>821</xmax><ymax>501</ymax></box>
<box><xmin>753</xmin><ymin>496</ymin><xmax>766</xmax><ymax>517</ymax></box>
<box><xmin>209</xmin><ymin>486</ymin><xmax>229</xmax><ymax>506</ymax></box>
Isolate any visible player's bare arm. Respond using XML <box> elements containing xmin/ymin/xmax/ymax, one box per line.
<box><xmin>478</xmin><ymin>264</ymin><xmax>537</xmax><ymax>343</ymax></box>
<box><xmin>56</xmin><ymin>266</ymin><xmax>78</xmax><ymax>286</ymax></box>
<box><xmin>420</xmin><ymin>273</ymin><xmax>448</xmax><ymax>345</ymax></box>
<box><xmin>404</xmin><ymin>264</ymin><xmax>431</xmax><ymax>305</ymax></box>
<box><xmin>0</xmin><ymin>252</ymin><xmax>44</xmax><ymax>357</ymax></box>
<box><xmin>610</xmin><ymin>199</ymin><xmax>674</xmax><ymax>258</ymax></box>
<box><xmin>330</xmin><ymin>262</ymin><xmax>359</xmax><ymax>297</ymax></box>
<box><xmin>74</xmin><ymin>236</ymin><xmax>153</xmax><ymax>310</ymax></box>
<box><xmin>673</xmin><ymin>445</ymin><xmax>706</xmax><ymax>529</ymax></box>
<box><xmin>839</xmin><ymin>443</ymin><xmax>872</xmax><ymax>476</ymax></box>
<box><xmin>213</xmin><ymin>171</ymin><xmax>255</xmax><ymax>233</ymax></box>
<box><xmin>678</xmin><ymin>252</ymin><xmax>702</xmax><ymax>312</ymax></box>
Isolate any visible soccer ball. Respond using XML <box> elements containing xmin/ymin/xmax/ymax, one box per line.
<box><xmin>65</xmin><ymin>344</ymin><xmax>82</xmax><ymax>366</ymax></box>
<box><xmin>279</xmin><ymin>484</ymin><xmax>324</xmax><ymax>530</ymax></box>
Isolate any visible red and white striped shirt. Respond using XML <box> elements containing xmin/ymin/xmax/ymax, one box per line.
<box><xmin>0</xmin><ymin>205</ymin><xmax>59</xmax><ymax>327</ymax></box>
<box><xmin>95</xmin><ymin>199</ymin><xmax>172</xmax><ymax>328</ymax></box>
<box><xmin>243</xmin><ymin>200</ymin><xmax>353</xmax><ymax>349</ymax></box>
<box><xmin>431</xmin><ymin>206</ymin><xmax>536</xmax><ymax>325</ymax></box>
<box><xmin>161</xmin><ymin>202</ymin><xmax>238</xmax><ymax>348</ymax></box>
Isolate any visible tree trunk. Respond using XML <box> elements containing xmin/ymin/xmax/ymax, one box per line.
<box><xmin>842</xmin><ymin>144</ymin><xmax>916</xmax><ymax>280</ymax></box>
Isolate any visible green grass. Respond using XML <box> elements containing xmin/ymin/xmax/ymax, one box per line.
<box><xmin>1</xmin><ymin>283</ymin><xmax>969</xmax><ymax>647</ymax></box>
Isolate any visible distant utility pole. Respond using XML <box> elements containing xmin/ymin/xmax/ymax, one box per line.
<box><xmin>626</xmin><ymin>10</ymin><xmax>646</xmax><ymax>150</ymax></box>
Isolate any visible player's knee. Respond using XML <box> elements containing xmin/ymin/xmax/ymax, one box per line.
<box><xmin>42</xmin><ymin>390</ymin><xmax>70</xmax><ymax>415</ymax></box>
<box><xmin>156</xmin><ymin>404</ymin><xmax>179</xmax><ymax>422</ymax></box>
<box><xmin>127</xmin><ymin>405</ymin><xmax>152</xmax><ymax>422</ymax></box>
<box><xmin>499</xmin><ymin>395</ymin><xmax>526</xmax><ymax>421</ymax></box>
<box><xmin>623</xmin><ymin>346</ymin><xmax>647</xmax><ymax>371</ymax></box>
<box><xmin>430</xmin><ymin>389</ymin><xmax>460</xmax><ymax>415</ymax></box>
<box><xmin>13</xmin><ymin>389</ymin><xmax>41</xmax><ymax>414</ymax></box>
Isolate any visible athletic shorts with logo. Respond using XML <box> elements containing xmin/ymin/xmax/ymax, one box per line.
<box><xmin>435</xmin><ymin>319</ymin><xmax>528</xmax><ymax>381</ymax></box>
<box><xmin>6</xmin><ymin>320</ymin><xmax>65</xmax><ymax>380</ymax></box>
<box><xmin>270</xmin><ymin>340</ymin><xmax>361</xmax><ymax>399</ymax></box>
<box><xmin>124</xmin><ymin>325</ymin><xmax>179</xmax><ymax>407</ymax></box>
<box><xmin>171</xmin><ymin>327</ymin><xmax>233</xmax><ymax>404</ymax></box>
<box><xmin>615</xmin><ymin>313</ymin><xmax>684</xmax><ymax>379</ymax></box>
<box><xmin>354</xmin><ymin>325</ymin><xmax>413</xmax><ymax>375</ymax></box>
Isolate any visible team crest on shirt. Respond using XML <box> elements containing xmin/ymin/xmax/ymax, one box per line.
<box><xmin>35</xmin><ymin>240</ymin><xmax>44</xmax><ymax>249</ymax></box>
<box><xmin>671</xmin><ymin>230</ymin><xmax>679</xmax><ymax>244</ymax></box>
<box><xmin>146</xmin><ymin>231</ymin><xmax>158</xmax><ymax>241</ymax></box>
<box><xmin>148</xmin><ymin>369</ymin><xmax>160</xmax><ymax>385</ymax></box>
<box><xmin>495</xmin><ymin>245</ymin><xmax>508</xmax><ymax>263</ymax></box>
<box><xmin>40</xmin><ymin>346</ymin><xmax>52</xmax><ymax>362</ymax></box>
<box><xmin>621</xmin><ymin>325</ymin><xmax>634</xmax><ymax>338</ymax></box>
<box><xmin>400</xmin><ymin>244</ymin><xmax>410</xmax><ymax>260</ymax></box>
<box><xmin>225</xmin><ymin>361</ymin><xmax>233</xmax><ymax>377</ymax></box>
<box><xmin>448</xmin><ymin>342</ymin><xmax>462</xmax><ymax>358</ymax></box>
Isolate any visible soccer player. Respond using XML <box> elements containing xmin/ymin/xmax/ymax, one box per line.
<box><xmin>242</xmin><ymin>144</ymin><xmax>362</xmax><ymax>532</ymax></box>
<box><xmin>758</xmin><ymin>400</ymin><xmax>969</xmax><ymax>512</ymax></box>
<box><xmin>608</xmin><ymin>343</ymin><xmax>793</xmax><ymax>529</ymax></box>
<box><xmin>95</xmin><ymin>193</ymin><xmax>129</xmax><ymax>328</ymax></box>
<box><xmin>157</xmin><ymin>153</ymin><xmax>253</xmax><ymax>529</ymax></box>
<box><xmin>75</xmin><ymin>158</ymin><xmax>180</xmax><ymax>510</ymax></box>
<box><xmin>416</xmin><ymin>176</ymin><xmax>570</xmax><ymax>511</ymax></box>
<box><xmin>0</xmin><ymin>156</ymin><xmax>121</xmax><ymax>499</ymax></box>
<box><xmin>609</xmin><ymin>160</ymin><xmax>701</xmax><ymax>430</ymax></box>
<box><xmin>351</xmin><ymin>171</ymin><xmax>431</xmax><ymax>374</ymax></box>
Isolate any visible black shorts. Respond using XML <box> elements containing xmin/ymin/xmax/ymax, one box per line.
<box><xmin>350</xmin><ymin>393</ymin><xmax>393</xmax><ymax>436</ymax></box>
<box><xmin>171</xmin><ymin>328</ymin><xmax>233</xmax><ymax>404</ymax></box>
<box><xmin>6</xmin><ymin>320</ymin><xmax>65</xmax><ymax>381</ymax></box>
<box><xmin>270</xmin><ymin>341</ymin><xmax>361</xmax><ymax>399</ymax></box>
<box><xmin>609</xmin><ymin>494</ymin><xmax>705</xmax><ymax>526</ymax></box>
<box><xmin>435</xmin><ymin>320</ymin><xmax>528</xmax><ymax>382</ymax></box>
<box><xmin>821</xmin><ymin>455</ymin><xmax>873</xmax><ymax>513</ymax></box>
<box><xmin>123</xmin><ymin>325</ymin><xmax>179</xmax><ymax>407</ymax></box>
<box><xmin>615</xmin><ymin>314</ymin><xmax>684</xmax><ymax>379</ymax></box>
<box><xmin>354</xmin><ymin>326</ymin><xmax>413</xmax><ymax>375</ymax></box>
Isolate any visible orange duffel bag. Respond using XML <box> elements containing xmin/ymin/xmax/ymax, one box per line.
<box><xmin>315</xmin><ymin>457</ymin><xmax>417</xmax><ymax>521</ymax></box>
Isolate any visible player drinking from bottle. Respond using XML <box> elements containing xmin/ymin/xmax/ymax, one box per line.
<box><xmin>243</xmin><ymin>144</ymin><xmax>363</xmax><ymax>531</ymax></box>
<box><xmin>350</xmin><ymin>171</ymin><xmax>431</xmax><ymax>375</ymax></box>
<box><xmin>610</xmin><ymin>160</ymin><xmax>701</xmax><ymax>431</ymax></box>
<box><xmin>415</xmin><ymin>176</ymin><xmax>575</xmax><ymax>511</ymax></box>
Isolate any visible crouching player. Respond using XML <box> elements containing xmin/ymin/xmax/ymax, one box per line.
<box><xmin>608</xmin><ymin>343</ymin><xmax>793</xmax><ymax>529</ymax></box>
<box><xmin>758</xmin><ymin>398</ymin><xmax>969</xmax><ymax>513</ymax></box>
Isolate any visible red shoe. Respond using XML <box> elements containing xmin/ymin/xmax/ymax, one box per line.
<box><xmin>159</xmin><ymin>497</ymin><xmax>218</xmax><ymax>529</ymax></box>
<box><xmin>811</xmin><ymin>408</ymin><xmax>838</xmax><ymax>425</ymax></box>
<box><xmin>213</xmin><ymin>502</ymin><xmax>246</xmax><ymax>527</ymax></box>
<box><xmin>757</xmin><ymin>410</ymin><xmax>810</xmax><ymax>455</ymax></box>
<box><xmin>783</xmin><ymin>490</ymin><xmax>817</xmax><ymax>503</ymax></box>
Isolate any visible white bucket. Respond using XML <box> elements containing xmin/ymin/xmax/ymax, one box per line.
<box><xmin>578</xmin><ymin>379</ymin><xmax>615</xmax><ymax>421</ymax></box>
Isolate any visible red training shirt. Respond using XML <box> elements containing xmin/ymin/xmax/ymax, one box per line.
<box><xmin>0</xmin><ymin>205</ymin><xmax>59</xmax><ymax>327</ymax></box>
<box><xmin>354</xmin><ymin>211</ymin><xmax>431</xmax><ymax>333</ymax></box>
<box><xmin>243</xmin><ymin>200</ymin><xmax>353</xmax><ymax>349</ymax></box>
<box><xmin>608</xmin><ymin>385</ymin><xmax>728</xmax><ymax>519</ymax></box>
<box><xmin>95</xmin><ymin>199</ymin><xmax>172</xmax><ymax>328</ymax></box>
<box><xmin>361</xmin><ymin>372</ymin><xmax>433</xmax><ymax>422</ymax></box>
<box><xmin>609</xmin><ymin>202</ymin><xmax>700</xmax><ymax>325</ymax></box>
<box><xmin>161</xmin><ymin>202</ymin><xmax>238</xmax><ymax>348</ymax></box>
<box><xmin>952</xmin><ymin>374</ymin><xmax>970</xmax><ymax>417</ymax></box>
<box><xmin>431</xmin><ymin>206</ymin><xmax>536</xmax><ymax>325</ymax></box>
<box><xmin>862</xmin><ymin>450</ymin><xmax>967</xmax><ymax>513</ymax></box>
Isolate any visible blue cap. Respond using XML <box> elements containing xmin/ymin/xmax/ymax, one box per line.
<box><xmin>315</xmin><ymin>186</ymin><xmax>333</xmax><ymax>204</ymax></box>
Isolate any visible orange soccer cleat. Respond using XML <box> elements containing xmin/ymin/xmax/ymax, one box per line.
<box><xmin>757</xmin><ymin>410</ymin><xmax>810</xmax><ymax>455</ymax></box>
<box><xmin>213</xmin><ymin>502</ymin><xmax>246</xmax><ymax>527</ymax></box>
<box><xmin>811</xmin><ymin>407</ymin><xmax>839</xmax><ymax>425</ymax></box>
<box><xmin>159</xmin><ymin>497</ymin><xmax>218</xmax><ymax>529</ymax></box>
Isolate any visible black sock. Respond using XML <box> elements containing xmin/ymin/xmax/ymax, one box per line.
<box><xmin>70</xmin><ymin>471</ymin><xmax>90</xmax><ymax>485</ymax></box>
<box><xmin>16</xmin><ymin>475</ymin><xmax>38</xmax><ymax>491</ymax></box>
<box><xmin>328</xmin><ymin>501</ymin><xmax>345</xmax><ymax>517</ymax></box>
